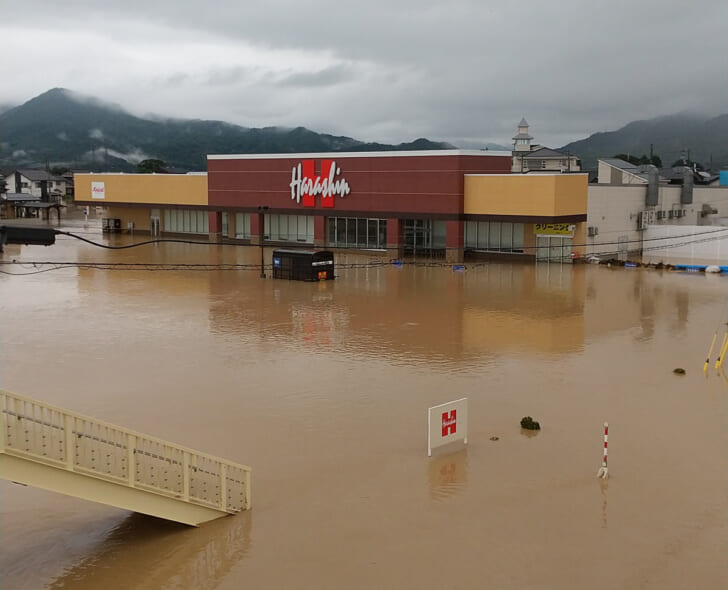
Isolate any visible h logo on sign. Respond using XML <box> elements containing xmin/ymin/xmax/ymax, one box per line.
<box><xmin>290</xmin><ymin>160</ymin><xmax>351</xmax><ymax>208</ymax></box>
<box><xmin>441</xmin><ymin>410</ymin><xmax>457</xmax><ymax>437</ymax></box>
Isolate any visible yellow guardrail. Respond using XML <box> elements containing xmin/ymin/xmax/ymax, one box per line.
<box><xmin>0</xmin><ymin>389</ymin><xmax>251</xmax><ymax>513</ymax></box>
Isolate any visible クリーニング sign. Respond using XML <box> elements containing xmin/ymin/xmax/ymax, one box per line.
<box><xmin>534</xmin><ymin>223</ymin><xmax>574</xmax><ymax>237</ymax></box>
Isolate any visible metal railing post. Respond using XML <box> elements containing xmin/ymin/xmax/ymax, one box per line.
<box><xmin>219</xmin><ymin>463</ymin><xmax>228</xmax><ymax>511</ymax></box>
<box><xmin>127</xmin><ymin>434</ymin><xmax>136</xmax><ymax>487</ymax></box>
<box><xmin>183</xmin><ymin>452</ymin><xmax>190</xmax><ymax>501</ymax></box>
<box><xmin>64</xmin><ymin>415</ymin><xmax>74</xmax><ymax>469</ymax></box>
<box><xmin>0</xmin><ymin>394</ymin><xmax>6</xmax><ymax>454</ymax></box>
<box><xmin>244</xmin><ymin>470</ymin><xmax>252</xmax><ymax>510</ymax></box>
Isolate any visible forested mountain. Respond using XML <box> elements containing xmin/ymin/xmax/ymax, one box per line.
<box><xmin>560</xmin><ymin>113</ymin><xmax>728</xmax><ymax>170</ymax></box>
<box><xmin>4</xmin><ymin>89</ymin><xmax>725</xmax><ymax>174</ymax></box>
<box><xmin>0</xmin><ymin>89</ymin><xmax>452</xmax><ymax>172</ymax></box>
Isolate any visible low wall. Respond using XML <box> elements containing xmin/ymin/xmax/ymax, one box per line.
<box><xmin>643</xmin><ymin>224</ymin><xmax>728</xmax><ymax>264</ymax></box>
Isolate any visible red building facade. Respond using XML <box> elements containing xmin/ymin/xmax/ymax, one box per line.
<box><xmin>207</xmin><ymin>150</ymin><xmax>510</xmax><ymax>260</ymax></box>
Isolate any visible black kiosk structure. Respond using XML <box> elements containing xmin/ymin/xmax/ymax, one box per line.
<box><xmin>271</xmin><ymin>250</ymin><xmax>335</xmax><ymax>281</ymax></box>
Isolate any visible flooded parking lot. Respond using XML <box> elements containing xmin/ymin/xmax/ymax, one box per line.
<box><xmin>1</xmin><ymin>215</ymin><xmax>727</xmax><ymax>589</ymax></box>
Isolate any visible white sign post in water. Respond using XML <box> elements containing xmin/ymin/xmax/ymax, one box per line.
<box><xmin>428</xmin><ymin>398</ymin><xmax>468</xmax><ymax>457</ymax></box>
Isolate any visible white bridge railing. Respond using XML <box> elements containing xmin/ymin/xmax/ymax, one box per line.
<box><xmin>0</xmin><ymin>389</ymin><xmax>251</xmax><ymax>514</ymax></box>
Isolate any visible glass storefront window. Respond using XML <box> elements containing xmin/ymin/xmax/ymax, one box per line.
<box><xmin>163</xmin><ymin>209</ymin><xmax>209</xmax><ymax>234</ymax></box>
<box><xmin>488</xmin><ymin>222</ymin><xmax>500</xmax><ymax>249</ymax></box>
<box><xmin>262</xmin><ymin>214</ymin><xmax>313</xmax><ymax>243</ymax></box>
<box><xmin>464</xmin><ymin>221</ymin><xmax>524</xmax><ymax>253</ymax></box>
<box><xmin>327</xmin><ymin>217</ymin><xmax>387</xmax><ymax>249</ymax></box>
<box><xmin>357</xmin><ymin>219</ymin><xmax>367</xmax><ymax>247</ymax></box>
<box><xmin>368</xmin><ymin>219</ymin><xmax>378</xmax><ymax>247</ymax></box>
<box><xmin>235</xmin><ymin>213</ymin><xmax>251</xmax><ymax>238</ymax></box>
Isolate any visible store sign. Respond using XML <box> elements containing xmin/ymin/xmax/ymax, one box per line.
<box><xmin>535</xmin><ymin>223</ymin><xmax>574</xmax><ymax>237</ymax></box>
<box><xmin>290</xmin><ymin>160</ymin><xmax>350</xmax><ymax>208</ymax></box>
<box><xmin>91</xmin><ymin>181</ymin><xmax>105</xmax><ymax>199</ymax></box>
<box><xmin>428</xmin><ymin>398</ymin><xmax>468</xmax><ymax>457</ymax></box>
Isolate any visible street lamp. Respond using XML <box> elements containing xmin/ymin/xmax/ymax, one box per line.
<box><xmin>257</xmin><ymin>205</ymin><xmax>268</xmax><ymax>278</ymax></box>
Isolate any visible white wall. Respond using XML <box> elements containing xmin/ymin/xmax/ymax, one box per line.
<box><xmin>586</xmin><ymin>185</ymin><xmax>645</xmax><ymax>256</ymax></box>
<box><xmin>643</xmin><ymin>225</ymin><xmax>728</xmax><ymax>265</ymax></box>
<box><xmin>597</xmin><ymin>161</ymin><xmax>646</xmax><ymax>184</ymax></box>
<box><xmin>586</xmin><ymin>185</ymin><xmax>728</xmax><ymax>258</ymax></box>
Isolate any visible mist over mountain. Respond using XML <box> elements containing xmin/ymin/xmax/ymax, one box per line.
<box><xmin>560</xmin><ymin>113</ymin><xmax>728</xmax><ymax>170</ymax></box>
<box><xmin>0</xmin><ymin>89</ymin><xmax>452</xmax><ymax>172</ymax></box>
<box><xmin>2</xmin><ymin>89</ymin><xmax>726</xmax><ymax>174</ymax></box>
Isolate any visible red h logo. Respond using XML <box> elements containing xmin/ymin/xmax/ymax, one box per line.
<box><xmin>290</xmin><ymin>160</ymin><xmax>351</xmax><ymax>208</ymax></box>
<box><xmin>441</xmin><ymin>410</ymin><xmax>457</xmax><ymax>437</ymax></box>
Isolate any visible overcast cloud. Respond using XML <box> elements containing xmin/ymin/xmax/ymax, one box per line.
<box><xmin>2</xmin><ymin>0</ymin><xmax>726</xmax><ymax>148</ymax></box>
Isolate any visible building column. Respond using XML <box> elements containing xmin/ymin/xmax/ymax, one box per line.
<box><xmin>250</xmin><ymin>212</ymin><xmax>264</xmax><ymax>245</ymax></box>
<box><xmin>445</xmin><ymin>220</ymin><xmax>464</xmax><ymax>263</ymax></box>
<box><xmin>314</xmin><ymin>215</ymin><xmax>326</xmax><ymax>248</ymax></box>
<box><xmin>208</xmin><ymin>211</ymin><xmax>222</xmax><ymax>241</ymax></box>
<box><xmin>227</xmin><ymin>212</ymin><xmax>236</xmax><ymax>239</ymax></box>
<box><xmin>386</xmin><ymin>218</ymin><xmax>403</xmax><ymax>259</ymax></box>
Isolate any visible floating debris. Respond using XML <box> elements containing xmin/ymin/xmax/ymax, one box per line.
<box><xmin>673</xmin><ymin>368</ymin><xmax>686</xmax><ymax>375</ymax></box>
<box><xmin>489</xmin><ymin>436</ymin><xmax>499</xmax><ymax>441</ymax></box>
<box><xmin>520</xmin><ymin>416</ymin><xmax>541</xmax><ymax>430</ymax></box>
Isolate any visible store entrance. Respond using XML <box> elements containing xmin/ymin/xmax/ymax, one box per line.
<box><xmin>403</xmin><ymin>219</ymin><xmax>430</xmax><ymax>255</ymax></box>
<box><xmin>402</xmin><ymin>219</ymin><xmax>446</xmax><ymax>257</ymax></box>
<box><xmin>535</xmin><ymin>236</ymin><xmax>574</xmax><ymax>263</ymax></box>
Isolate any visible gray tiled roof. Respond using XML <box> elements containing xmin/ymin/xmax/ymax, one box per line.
<box><xmin>2</xmin><ymin>192</ymin><xmax>41</xmax><ymax>202</ymax></box>
<box><xmin>522</xmin><ymin>147</ymin><xmax>572</xmax><ymax>159</ymax></box>
<box><xmin>599</xmin><ymin>158</ymin><xmax>640</xmax><ymax>171</ymax></box>
<box><xmin>14</xmin><ymin>169</ymin><xmax>66</xmax><ymax>182</ymax></box>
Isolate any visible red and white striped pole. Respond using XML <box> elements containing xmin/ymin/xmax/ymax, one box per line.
<box><xmin>597</xmin><ymin>422</ymin><xmax>609</xmax><ymax>479</ymax></box>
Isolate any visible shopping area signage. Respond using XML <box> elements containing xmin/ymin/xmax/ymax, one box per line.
<box><xmin>535</xmin><ymin>223</ymin><xmax>574</xmax><ymax>237</ymax></box>
<box><xmin>428</xmin><ymin>398</ymin><xmax>468</xmax><ymax>457</ymax></box>
<box><xmin>290</xmin><ymin>160</ymin><xmax>350</xmax><ymax>208</ymax></box>
<box><xmin>91</xmin><ymin>181</ymin><xmax>105</xmax><ymax>199</ymax></box>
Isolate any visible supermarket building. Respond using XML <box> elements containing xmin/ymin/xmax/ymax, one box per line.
<box><xmin>74</xmin><ymin>150</ymin><xmax>588</xmax><ymax>263</ymax></box>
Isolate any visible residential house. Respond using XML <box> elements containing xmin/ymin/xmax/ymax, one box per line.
<box><xmin>5</xmin><ymin>169</ymin><xmax>68</xmax><ymax>201</ymax></box>
<box><xmin>511</xmin><ymin>118</ymin><xmax>581</xmax><ymax>173</ymax></box>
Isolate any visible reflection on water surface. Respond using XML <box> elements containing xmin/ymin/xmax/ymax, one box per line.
<box><xmin>1</xmin><ymin>216</ymin><xmax>727</xmax><ymax>589</ymax></box>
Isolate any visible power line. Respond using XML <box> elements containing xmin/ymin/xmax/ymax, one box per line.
<box><xmin>53</xmin><ymin>226</ymin><xmax>728</xmax><ymax>252</ymax></box>
<box><xmin>3</xmin><ymin>226</ymin><xmax>727</xmax><ymax>275</ymax></box>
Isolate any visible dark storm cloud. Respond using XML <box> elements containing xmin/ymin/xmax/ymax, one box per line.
<box><xmin>2</xmin><ymin>0</ymin><xmax>727</xmax><ymax>147</ymax></box>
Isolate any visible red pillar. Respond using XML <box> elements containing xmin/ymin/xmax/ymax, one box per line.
<box><xmin>208</xmin><ymin>211</ymin><xmax>222</xmax><ymax>240</ymax></box>
<box><xmin>314</xmin><ymin>215</ymin><xmax>326</xmax><ymax>247</ymax></box>
<box><xmin>387</xmin><ymin>218</ymin><xmax>403</xmax><ymax>258</ymax></box>
<box><xmin>250</xmin><ymin>213</ymin><xmax>264</xmax><ymax>245</ymax></box>
<box><xmin>445</xmin><ymin>220</ymin><xmax>464</xmax><ymax>263</ymax></box>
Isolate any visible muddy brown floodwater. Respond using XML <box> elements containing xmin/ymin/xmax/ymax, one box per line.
<box><xmin>1</xmin><ymin>213</ymin><xmax>727</xmax><ymax>590</ymax></box>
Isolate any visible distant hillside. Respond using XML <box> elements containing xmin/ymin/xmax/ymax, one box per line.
<box><xmin>0</xmin><ymin>89</ymin><xmax>452</xmax><ymax>172</ymax></box>
<box><xmin>561</xmin><ymin>113</ymin><xmax>728</xmax><ymax>170</ymax></box>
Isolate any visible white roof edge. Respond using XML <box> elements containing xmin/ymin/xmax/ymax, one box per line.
<box><xmin>73</xmin><ymin>172</ymin><xmax>207</xmax><ymax>176</ymax></box>
<box><xmin>465</xmin><ymin>173</ymin><xmax>589</xmax><ymax>177</ymax></box>
<box><xmin>207</xmin><ymin>149</ymin><xmax>512</xmax><ymax>160</ymax></box>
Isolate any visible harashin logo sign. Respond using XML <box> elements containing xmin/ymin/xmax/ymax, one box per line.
<box><xmin>290</xmin><ymin>160</ymin><xmax>350</xmax><ymax>208</ymax></box>
<box><xmin>441</xmin><ymin>410</ymin><xmax>457</xmax><ymax>437</ymax></box>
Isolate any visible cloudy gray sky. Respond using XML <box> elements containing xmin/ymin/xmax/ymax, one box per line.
<box><xmin>3</xmin><ymin>0</ymin><xmax>726</xmax><ymax>148</ymax></box>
